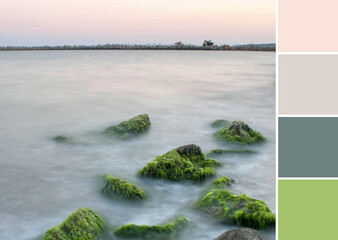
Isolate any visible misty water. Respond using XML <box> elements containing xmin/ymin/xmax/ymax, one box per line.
<box><xmin>0</xmin><ymin>50</ymin><xmax>275</xmax><ymax>240</ymax></box>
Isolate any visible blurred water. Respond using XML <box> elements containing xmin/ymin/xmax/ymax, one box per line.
<box><xmin>0</xmin><ymin>50</ymin><xmax>275</xmax><ymax>240</ymax></box>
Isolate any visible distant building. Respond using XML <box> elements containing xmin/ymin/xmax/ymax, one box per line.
<box><xmin>175</xmin><ymin>41</ymin><xmax>183</xmax><ymax>46</ymax></box>
<box><xmin>223</xmin><ymin>44</ymin><xmax>231</xmax><ymax>50</ymax></box>
<box><xmin>203</xmin><ymin>40</ymin><xmax>214</xmax><ymax>46</ymax></box>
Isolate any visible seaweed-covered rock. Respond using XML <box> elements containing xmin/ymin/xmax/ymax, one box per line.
<box><xmin>207</xmin><ymin>149</ymin><xmax>255</xmax><ymax>157</ymax></box>
<box><xmin>114</xmin><ymin>216</ymin><xmax>189</xmax><ymax>239</ymax></box>
<box><xmin>41</xmin><ymin>208</ymin><xmax>103</xmax><ymax>240</ymax></box>
<box><xmin>212</xmin><ymin>176</ymin><xmax>233</xmax><ymax>189</ymax></box>
<box><xmin>213</xmin><ymin>121</ymin><xmax>265</xmax><ymax>145</ymax></box>
<box><xmin>196</xmin><ymin>190</ymin><xmax>275</xmax><ymax>228</ymax></box>
<box><xmin>211</xmin><ymin>120</ymin><xmax>230</xmax><ymax>128</ymax></box>
<box><xmin>102</xmin><ymin>175</ymin><xmax>145</xmax><ymax>200</ymax></box>
<box><xmin>215</xmin><ymin>228</ymin><xmax>267</xmax><ymax>240</ymax></box>
<box><xmin>53</xmin><ymin>135</ymin><xmax>73</xmax><ymax>143</ymax></box>
<box><xmin>104</xmin><ymin>114</ymin><xmax>151</xmax><ymax>139</ymax></box>
<box><xmin>138</xmin><ymin>144</ymin><xmax>221</xmax><ymax>181</ymax></box>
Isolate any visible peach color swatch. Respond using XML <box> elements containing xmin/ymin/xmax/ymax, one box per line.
<box><xmin>279</xmin><ymin>0</ymin><xmax>338</xmax><ymax>52</ymax></box>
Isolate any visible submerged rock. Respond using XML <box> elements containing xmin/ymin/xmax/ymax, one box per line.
<box><xmin>41</xmin><ymin>208</ymin><xmax>103</xmax><ymax>240</ymax></box>
<box><xmin>102</xmin><ymin>175</ymin><xmax>145</xmax><ymax>200</ymax></box>
<box><xmin>211</xmin><ymin>120</ymin><xmax>230</xmax><ymax>128</ymax></box>
<box><xmin>53</xmin><ymin>135</ymin><xmax>73</xmax><ymax>143</ymax></box>
<box><xmin>196</xmin><ymin>189</ymin><xmax>275</xmax><ymax>228</ymax></box>
<box><xmin>114</xmin><ymin>216</ymin><xmax>189</xmax><ymax>239</ymax></box>
<box><xmin>213</xmin><ymin>121</ymin><xmax>265</xmax><ymax>145</ymax></box>
<box><xmin>212</xmin><ymin>176</ymin><xmax>234</xmax><ymax>189</ymax></box>
<box><xmin>138</xmin><ymin>144</ymin><xmax>221</xmax><ymax>181</ymax></box>
<box><xmin>207</xmin><ymin>149</ymin><xmax>255</xmax><ymax>157</ymax></box>
<box><xmin>104</xmin><ymin>114</ymin><xmax>151</xmax><ymax>139</ymax></box>
<box><xmin>215</xmin><ymin>228</ymin><xmax>267</xmax><ymax>240</ymax></box>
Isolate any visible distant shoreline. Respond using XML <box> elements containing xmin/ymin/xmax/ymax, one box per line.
<box><xmin>0</xmin><ymin>44</ymin><xmax>275</xmax><ymax>52</ymax></box>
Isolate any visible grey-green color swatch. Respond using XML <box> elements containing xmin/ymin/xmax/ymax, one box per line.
<box><xmin>279</xmin><ymin>117</ymin><xmax>338</xmax><ymax>177</ymax></box>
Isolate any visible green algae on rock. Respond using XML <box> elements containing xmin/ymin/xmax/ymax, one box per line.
<box><xmin>211</xmin><ymin>119</ymin><xmax>230</xmax><ymax>128</ymax></box>
<box><xmin>213</xmin><ymin>121</ymin><xmax>265</xmax><ymax>145</ymax></box>
<box><xmin>53</xmin><ymin>135</ymin><xmax>73</xmax><ymax>143</ymax></box>
<box><xmin>138</xmin><ymin>144</ymin><xmax>221</xmax><ymax>181</ymax></box>
<box><xmin>212</xmin><ymin>176</ymin><xmax>233</xmax><ymax>189</ymax></box>
<box><xmin>41</xmin><ymin>208</ymin><xmax>103</xmax><ymax>240</ymax></box>
<box><xmin>104</xmin><ymin>114</ymin><xmax>151</xmax><ymax>139</ymax></box>
<box><xmin>114</xmin><ymin>216</ymin><xmax>189</xmax><ymax>239</ymax></box>
<box><xmin>196</xmin><ymin>189</ymin><xmax>275</xmax><ymax>228</ymax></box>
<box><xmin>207</xmin><ymin>149</ymin><xmax>255</xmax><ymax>157</ymax></box>
<box><xmin>102</xmin><ymin>175</ymin><xmax>146</xmax><ymax>200</ymax></box>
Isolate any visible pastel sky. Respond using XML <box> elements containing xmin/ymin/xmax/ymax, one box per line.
<box><xmin>0</xmin><ymin>0</ymin><xmax>275</xmax><ymax>46</ymax></box>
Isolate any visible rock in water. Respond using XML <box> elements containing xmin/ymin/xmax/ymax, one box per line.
<box><xmin>213</xmin><ymin>121</ymin><xmax>265</xmax><ymax>145</ymax></box>
<box><xmin>196</xmin><ymin>190</ymin><xmax>275</xmax><ymax>228</ymax></box>
<box><xmin>41</xmin><ymin>208</ymin><xmax>103</xmax><ymax>240</ymax></box>
<box><xmin>114</xmin><ymin>216</ymin><xmax>189</xmax><ymax>239</ymax></box>
<box><xmin>138</xmin><ymin>144</ymin><xmax>221</xmax><ymax>181</ymax></box>
<box><xmin>212</xmin><ymin>176</ymin><xmax>234</xmax><ymax>189</ymax></box>
<box><xmin>215</xmin><ymin>228</ymin><xmax>267</xmax><ymax>240</ymax></box>
<box><xmin>53</xmin><ymin>135</ymin><xmax>73</xmax><ymax>143</ymax></box>
<box><xmin>104</xmin><ymin>114</ymin><xmax>151</xmax><ymax>139</ymax></box>
<box><xmin>211</xmin><ymin>119</ymin><xmax>230</xmax><ymax>128</ymax></box>
<box><xmin>101</xmin><ymin>175</ymin><xmax>146</xmax><ymax>200</ymax></box>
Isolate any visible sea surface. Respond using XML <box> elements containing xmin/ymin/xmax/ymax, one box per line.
<box><xmin>0</xmin><ymin>50</ymin><xmax>275</xmax><ymax>240</ymax></box>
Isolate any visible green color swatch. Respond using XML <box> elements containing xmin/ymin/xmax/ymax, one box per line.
<box><xmin>279</xmin><ymin>180</ymin><xmax>338</xmax><ymax>239</ymax></box>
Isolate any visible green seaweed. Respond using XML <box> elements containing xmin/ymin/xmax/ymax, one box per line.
<box><xmin>211</xmin><ymin>119</ymin><xmax>230</xmax><ymax>128</ymax></box>
<box><xmin>53</xmin><ymin>136</ymin><xmax>73</xmax><ymax>143</ymax></box>
<box><xmin>213</xmin><ymin>121</ymin><xmax>265</xmax><ymax>145</ymax></box>
<box><xmin>102</xmin><ymin>175</ymin><xmax>145</xmax><ymax>200</ymax></box>
<box><xmin>41</xmin><ymin>208</ymin><xmax>103</xmax><ymax>240</ymax></box>
<box><xmin>138</xmin><ymin>144</ymin><xmax>221</xmax><ymax>181</ymax></box>
<box><xmin>104</xmin><ymin>114</ymin><xmax>151</xmax><ymax>139</ymax></box>
<box><xmin>196</xmin><ymin>189</ymin><xmax>275</xmax><ymax>228</ymax></box>
<box><xmin>114</xmin><ymin>216</ymin><xmax>189</xmax><ymax>239</ymax></box>
<box><xmin>207</xmin><ymin>149</ymin><xmax>255</xmax><ymax>157</ymax></box>
<box><xmin>212</xmin><ymin>176</ymin><xmax>233</xmax><ymax>189</ymax></box>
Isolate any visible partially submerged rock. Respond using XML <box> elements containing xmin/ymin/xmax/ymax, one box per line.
<box><xmin>212</xmin><ymin>176</ymin><xmax>233</xmax><ymax>189</ymax></box>
<box><xmin>207</xmin><ymin>149</ymin><xmax>255</xmax><ymax>157</ymax></box>
<box><xmin>213</xmin><ymin>121</ymin><xmax>265</xmax><ymax>145</ymax></box>
<box><xmin>104</xmin><ymin>114</ymin><xmax>151</xmax><ymax>139</ymax></box>
<box><xmin>41</xmin><ymin>208</ymin><xmax>103</xmax><ymax>240</ymax></box>
<box><xmin>215</xmin><ymin>228</ymin><xmax>267</xmax><ymax>240</ymax></box>
<box><xmin>196</xmin><ymin>189</ymin><xmax>275</xmax><ymax>228</ymax></box>
<box><xmin>211</xmin><ymin>120</ymin><xmax>230</xmax><ymax>128</ymax></box>
<box><xmin>53</xmin><ymin>135</ymin><xmax>73</xmax><ymax>143</ymax></box>
<box><xmin>102</xmin><ymin>175</ymin><xmax>145</xmax><ymax>200</ymax></box>
<box><xmin>114</xmin><ymin>216</ymin><xmax>189</xmax><ymax>239</ymax></box>
<box><xmin>138</xmin><ymin>144</ymin><xmax>221</xmax><ymax>181</ymax></box>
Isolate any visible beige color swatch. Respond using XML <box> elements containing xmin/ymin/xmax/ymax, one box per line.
<box><xmin>279</xmin><ymin>0</ymin><xmax>338</xmax><ymax>52</ymax></box>
<box><xmin>279</xmin><ymin>55</ymin><xmax>338</xmax><ymax>115</ymax></box>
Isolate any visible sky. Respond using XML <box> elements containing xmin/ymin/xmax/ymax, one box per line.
<box><xmin>0</xmin><ymin>0</ymin><xmax>275</xmax><ymax>46</ymax></box>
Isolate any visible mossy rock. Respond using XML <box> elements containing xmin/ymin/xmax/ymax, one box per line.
<box><xmin>138</xmin><ymin>144</ymin><xmax>221</xmax><ymax>181</ymax></box>
<box><xmin>53</xmin><ymin>135</ymin><xmax>73</xmax><ymax>143</ymax></box>
<box><xmin>212</xmin><ymin>176</ymin><xmax>234</xmax><ymax>189</ymax></box>
<box><xmin>211</xmin><ymin>120</ymin><xmax>230</xmax><ymax>128</ymax></box>
<box><xmin>213</xmin><ymin>121</ymin><xmax>265</xmax><ymax>145</ymax></box>
<box><xmin>196</xmin><ymin>189</ymin><xmax>275</xmax><ymax>228</ymax></box>
<box><xmin>102</xmin><ymin>175</ymin><xmax>145</xmax><ymax>200</ymax></box>
<box><xmin>207</xmin><ymin>149</ymin><xmax>255</xmax><ymax>157</ymax></box>
<box><xmin>114</xmin><ymin>216</ymin><xmax>189</xmax><ymax>239</ymax></box>
<box><xmin>104</xmin><ymin>114</ymin><xmax>151</xmax><ymax>139</ymax></box>
<box><xmin>41</xmin><ymin>208</ymin><xmax>103</xmax><ymax>240</ymax></box>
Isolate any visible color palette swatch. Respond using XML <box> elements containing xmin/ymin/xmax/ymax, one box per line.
<box><xmin>278</xmin><ymin>1</ymin><xmax>338</xmax><ymax>238</ymax></box>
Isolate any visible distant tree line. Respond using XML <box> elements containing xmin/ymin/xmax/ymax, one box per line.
<box><xmin>0</xmin><ymin>43</ymin><xmax>275</xmax><ymax>52</ymax></box>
